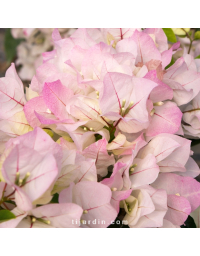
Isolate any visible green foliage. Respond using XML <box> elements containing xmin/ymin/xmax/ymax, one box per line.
<box><xmin>4</xmin><ymin>28</ymin><xmax>24</xmax><ymax>63</ymax></box>
<box><xmin>109</xmin><ymin>127</ymin><xmax>116</xmax><ymax>143</ymax></box>
<box><xmin>162</xmin><ymin>28</ymin><xmax>177</xmax><ymax>43</ymax></box>
<box><xmin>95</xmin><ymin>134</ymin><xmax>103</xmax><ymax>142</ymax></box>
<box><xmin>0</xmin><ymin>209</ymin><xmax>16</xmax><ymax>223</ymax></box>
<box><xmin>194</xmin><ymin>31</ymin><xmax>200</xmax><ymax>40</ymax></box>
<box><xmin>104</xmin><ymin>125</ymin><xmax>116</xmax><ymax>143</ymax></box>
<box><xmin>50</xmin><ymin>193</ymin><xmax>59</xmax><ymax>203</ymax></box>
<box><xmin>195</xmin><ymin>55</ymin><xmax>200</xmax><ymax>59</ymax></box>
<box><xmin>4</xmin><ymin>200</ymin><xmax>16</xmax><ymax>205</ymax></box>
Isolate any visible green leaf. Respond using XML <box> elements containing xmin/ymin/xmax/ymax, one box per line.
<box><xmin>50</xmin><ymin>193</ymin><xmax>59</xmax><ymax>203</ymax></box>
<box><xmin>5</xmin><ymin>200</ymin><xmax>16</xmax><ymax>206</ymax></box>
<box><xmin>4</xmin><ymin>28</ymin><xmax>24</xmax><ymax>63</ymax></box>
<box><xmin>194</xmin><ymin>31</ymin><xmax>200</xmax><ymax>40</ymax></box>
<box><xmin>195</xmin><ymin>55</ymin><xmax>200</xmax><ymax>59</ymax></box>
<box><xmin>165</xmin><ymin>57</ymin><xmax>175</xmax><ymax>70</ymax></box>
<box><xmin>0</xmin><ymin>209</ymin><xmax>16</xmax><ymax>223</ymax></box>
<box><xmin>162</xmin><ymin>28</ymin><xmax>177</xmax><ymax>43</ymax></box>
<box><xmin>94</xmin><ymin>134</ymin><xmax>103</xmax><ymax>142</ymax></box>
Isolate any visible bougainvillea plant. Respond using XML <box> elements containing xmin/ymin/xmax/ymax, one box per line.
<box><xmin>1</xmin><ymin>28</ymin><xmax>200</xmax><ymax>228</ymax></box>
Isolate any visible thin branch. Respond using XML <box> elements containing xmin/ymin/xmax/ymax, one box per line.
<box><xmin>181</xmin><ymin>28</ymin><xmax>193</xmax><ymax>54</ymax></box>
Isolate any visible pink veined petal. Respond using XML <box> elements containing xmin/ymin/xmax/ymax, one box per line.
<box><xmin>100</xmin><ymin>72</ymin><xmax>157</xmax><ymax>123</ymax></box>
<box><xmin>146</xmin><ymin>101</ymin><xmax>182</xmax><ymax>137</ymax></box>
<box><xmin>116</xmin><ymin>37</ymin><xmax>137</xmax><ymax>57</ymax></box>
<box><xmin>6</xmin><ymin>63</ymin><xmax>24</xmax><ymax>93</ymax></box>
<box><xmin>2</xmin><ymin>144</ymin><xmax>59</xmax><ymax>210</ymax></box>
<box><xmin>82</xmin><ymin>138</ymin><xmax>115</xmax><ymax>177</ymax></box>
<box><xmin>101</xmin><ymin>161</ymin><xmax>126</xmax><ymax>190</ymax></box>
<box><xmin>152</xmin><ymin>173</ymin><xmax>200</xmax><ymax>211</ymax></box>
<box><xmin>0</xmin><ymin>73</ymin><xmax>26</xmax><ymax>119</ymax></box>
<box><xmin>59</xmin><ymin>182</ymin><xmax>75</xmax><ymax>204</ymax></box>
<box><xmin>144</xmin><ymin>28</ymin><xmax>168</xmax><ymax>53</ymax></box>
<box><xmin>33</xmin><ymin>63</ymin><xmax>60</xmax><ymax>94</ymax></box>
<box><xmin>14</xmin><ymin>185</ymin><xmax>33</xmax><ymax>211</ymax></box>
<box><xmin>161</xmin><ymin>42</ymin><xmax>180</xmax><ymax>69</ymax></box>
<box><xmin>5</xmin><ymin>127</ymin><xmax>62</xmax><ymax>166</ymax></box>
<box><xmin>130</xmin><ymin>154</ymin><xmax>159</xmax><ymax>188</ymax></box>
<box><xmin>31</xmin><ymin>203</ymin><xmax>83</xmax><ymax>228</ymax></box>
<box><xmin>101</xmin><ymin>28</ymin><xmax>137</xmax><ymax>43</ymax></box>
<box><xmin>165</xmin><ymin>195</ymin><xmax>191</xmax><ymax>226</ymax></box>
<box><xmin>137</xmin><ymin>135</ymin><xmax>181</xmax><ymax>163</ymax></box>
<box><xmin>24</xmin><ymin>96</ymin><xmax>48</xmax><ymax>128</ymax></box>
<box><xmin>76</xmin><ymin>158</ymin><xmax>97</xmax><ymax>183</ymax></box>
<box><xmin>34</xmin><ymin>111</ymin><xmax>74</xmax><ymax>125</ymax></box>
<box><xmin>0</xmin><ymin>207</ymin><xmax>27</xmax><ymax>228</ymax></box>
<box><xmin>144</xmin><ymin>70</ymin><xmax>173</xmax><ymax>102</ymax></box>
<box><xmin>42</xmin><ymin>80</ymin><xmax>73</xmax><ymax>120</ymax></box>
<box><xmin>111</xmin><ymin>189</ymin><xmax>132</xmax><ymax>213</ymax></box>
<box><xmin>131</xmin><ymin>30</ymin><xmax>161</xmax><ymax>64</ymax></box>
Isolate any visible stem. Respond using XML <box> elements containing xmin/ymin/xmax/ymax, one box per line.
<box><xmin>2</xmin><ymin>183</ymin><xmax>7</xmax><ymax>195</ymax></box>
<box><xmin>101</xmin><ymin>116</ymin><xmax>112</xmax><ymax>128</ymax></box>
<box><xmin>5</xmin><ymin>189</ymin><xmax>16</xmax><ymax>199</ymax></box>
<box><xmin>114</xmin><ymin>118</ymin><xmax>122</xmax><ymax>129</ymax></box>
<box><xmin>2</xmin><ymin>202</ymin><xmax>9</xmax><ymax>210</ymax></box>
<box><xmin>181</xmin><ymin>28</ymin><xmax>193</xmax><ymax>54</ymax></box>
<box><xmin>183</xmin><ymin>108</ymin><xmax>200</xmax><ymax>114</ymax></box>
<box><xmin>0</xmin><ymin>183</ymin><xmax>7</xmax><ymax>206</ymax></box>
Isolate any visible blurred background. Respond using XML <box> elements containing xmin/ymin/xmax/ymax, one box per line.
<box><xmin>0</xmin><ymin>29</ymin><xmax>7</xmax><ymax>77</ymax></box>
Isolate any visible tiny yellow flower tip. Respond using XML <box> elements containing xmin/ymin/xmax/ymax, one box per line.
<box><xmin>95</xmin><ymin>91</ymin><xmax>99</xmax><ymax>94</ymax></box>
<box><xmin>175</xmin><ymin>193</ymin><xmax>180</xmax><ymax>196</ymax></box>
<box><xmin>150</xmin><ymin>109</ymin><xmax>155</xmax><ymax>116</ymax></box>
<box><xmin>46</xmin><ymin>108</ymin><xmax>51</xmax><ymax>114</ymax></box>
<box><xmin>130</xmin><ymin>101</ymin><xmax>134</xmax><ymax>105</ymax></box>
<box><xmin>128</xmin><ymin>208</ymin><xmax>132</xmax><ymax>212</ymax></box>
<box><xmin>16</xmin><ymin>172</ymin><xmax>20</xmax><ymax>177</ymax></box>
<box><xmin>154</xmin><ymin>101</ymin><xmax>164</xmax><ymax>106</ymax></box>
<box><xmin>96</xmin><ymin>96</ymin><xmax>99</xmax><ymax>99</ymax></box>
<box><xmin>130</xmin><ymin>168</ymin><xmax>134</xmax><ymax>173</ymax></box>
<box><xmin>83</xmin><ymin>127</ymin><xmax>87</xmax><ymax>131</ymax></box>
<box><xmin>32</xmin><ymin>218</ymin><xmax>36</xmax><ymax>223</ymax></box>
<box><xmin>90</xmin><ymin>128</ymin><xmax>93</xmax><ymax>131</ymax></box>
<box><xmin>121</xmin><ymin>107</ymin><xmax>125</xmax><ymax>111</ymax></box>
<box><xmin>122</xmin><ymin>99</ymin><xmax>126</xmax><ymax>107</ymax></box>
<box><xmin>26</xmin><ymin>172</ymin><xmax>30</xmax><ymax>177</ymax></box>
<box><xmin>111</xmin><ymin>187</ymin><xmax>117</xmax><ymax>191</ymax></box>
<box><xmin>46</xmin><ymin>220</ymin><xmax>51</xmax><ymax>225</ymax></box>
<box><xmin>83</xmin><ymin>210</ymin><xmax>88</xmax><ymax>214</ymax></box>
<box><xmin>19</xmin><ymin>179</ymin><xmax>23</xmax><ymax>183</ymax></box>
<box><xmin>80</xmin><ymin>219</ymin><xmax>85</xmax><ymax>224</ymax></box>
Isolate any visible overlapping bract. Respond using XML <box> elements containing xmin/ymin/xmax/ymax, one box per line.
<box><xmin>1</xmin><ymin>28</ymin><xmax>200</xmax><ymax>228</ymax></box>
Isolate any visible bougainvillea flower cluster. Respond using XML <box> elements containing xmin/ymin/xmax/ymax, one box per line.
<box><xmin>11</xmin><ymin>28</ymin><xmax>76</xmax><ymax>81</ymax></box>
<box><xmin>1</xmin><ymin>28</ymin><xmax>200</xmax><ymax>228</ymax></box>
